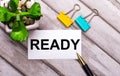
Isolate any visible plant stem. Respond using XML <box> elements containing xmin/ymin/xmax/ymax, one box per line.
<box><xmin>16</xmin><ymin>14</ymin><xmax>21</xmax><ymax>21</ymax></box>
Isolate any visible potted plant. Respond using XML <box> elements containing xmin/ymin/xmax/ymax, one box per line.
<box><xmin>0</xmin><ymin>0</ymin><xmax>43</xmax><ymax>42</ymax></box>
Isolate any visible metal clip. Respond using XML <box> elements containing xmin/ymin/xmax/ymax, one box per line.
<box><xmin>84</xmin><ymin>9</ymin><xmax>99</xmax><ymax>23</ymax></box>
<box><xmin>57</xmin><ymin>4</ymin><xmax>81</xmax><ymax>27</ymax></box>
<box><xmin>66</xmin><ymin>4</ymin><xmax>81</xmax><ymax>18</ymax></box>
<box><xmin>75</xmin><ymin>9</ymin><xmax>99</xmax><ymax>32</ymax></box>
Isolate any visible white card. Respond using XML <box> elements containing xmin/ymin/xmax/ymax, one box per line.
<box><xmin>28</xmin><ymin>30</ymin><xmax>81</xmax><ymax>59</ymax></box>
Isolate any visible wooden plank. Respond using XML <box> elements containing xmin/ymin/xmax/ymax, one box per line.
<box><xmin>0</xmin><ymin>57</ymin><xmax>23</xmax><ymax>76</ymax></box>
<box><xmin>34</xmin><ymin>0</ymin><xmax>73</xmax><ymax>30</ymax></box>
<box><xmin>108</xmin><ymin>0</ymin><xmax>120</xmax><ymax>10</ymax></box>
<box><xmin>79</xmin><ymin>0</ymin><xmax>120</xmax><ymax>33</ymax></box>
<box><xmin>0</xmin><ymin>0</ymin><xmax>120</xmax><ymax>76</ymax></box>
<box><xmin>45</xmin><ymin>35</ymin><xmax>120</xmax><ymax>76</ymax></box>
<box><xmin>26</xmin><ymin>0</ymin><xmax>120</xmax><ymax>75</ymax></box>
<box><xmin>0</xmin><ymin>28</ymin><xmax>59</xmax><ymax>76</ymax></box>
<box><xmin>42</xmin><ymin>0</ymin><xmax>120</xmax><ymax>64</ymax></box>
<box><xmin>22</xmin><ymin>1</ymin><xmax>86</xmax><ymax>76</ymax></box>
<box><xmin>82</xmin><ymin>35</ymin><xmax>120</xmax><ymax>76</ymax></box>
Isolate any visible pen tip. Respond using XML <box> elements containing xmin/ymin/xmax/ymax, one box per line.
<box><xmin>76</xmin><ymin>53</ymin><xmax>86</xmax><ymax>65</ymax></box>
<box><xmin>76</xmin><ymin>53</ymin><xmax>80</xmax><ymax>57</ymax></box>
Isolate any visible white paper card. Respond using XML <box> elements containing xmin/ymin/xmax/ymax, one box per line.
<box><xmin>28</xmin><ymin>30</ymin><xmax>81</xmax><ymax>59</ymax></box>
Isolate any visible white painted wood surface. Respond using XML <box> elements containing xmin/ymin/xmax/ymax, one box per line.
<box><xmin>37</xmin><ymin>0</ymin><xmax>120</xmax><ymax>75</ymax></box>
<box><xmin>42</xmin><ymin>0</ymin><xmax>120</xmax><ymax>64</ymax></box>
<box><xmin>0</xmin><ymin>28</ymin><xmax>59</xmax><ymax>76</ymax></box>
<box><xmin>108</xmin><ymin>0</ymin><xmax>120</xmax><ymax>10</ymax></box>
<box><xmin>80</xmin><ymin>0</ymin><xmax>120</xmax><ymax>32</ymax></box>
<box><xmin>0</xmin><ymin>57</ymin><xmax>23</xmax><ymax>76</ymax></box>
<box><xmin>0</xmin><ymin>0</ymin><xmax>120</xmax><ymax>76</ymax></box>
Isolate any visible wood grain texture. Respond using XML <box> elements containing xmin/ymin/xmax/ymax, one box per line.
<box><xmin>82</xmin><ymin>35</ymin><xmax>120</xmax><ymax>76</ymax></box>
<box><xmin>0</xmin><ymin>0</ymin><xmax>120</xmax><ymax>76</ymax></box>
<box><xmin>80</xmin><ymin>0</ymin><xmax>120</xmax><ymax>33</ymax></box>
<box><xmin>22</xmin><ymin>1</ymin><xmax>86</xmax><ymax>76</ymax></box>
<box><xmin>0</xmin><ymin>57</ymin><xmax>23</xmax><ymax>76</ymax></box>
<box><xmin>0</xmin><ymin>28</ymin><xmax>59</xmax><ymax>76</ymax></box>
<box><xmin>28</xmin><ymin>0</ymin><xmax>120</xmax><ymax>75</ymax></box>
<box><xmin>108</xmin><ymin>0</ymin><xmax>120</xmax><ymax>10</ymax></box>
<box><xmin>42</xmin><ymin>0</ymin><xmax>120</xmax><ymax>64</ymax></box>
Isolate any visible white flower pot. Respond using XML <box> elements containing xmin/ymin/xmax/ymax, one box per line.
<box><xmin>0</xmin><ymin>0</ymin><xmax>40</xmax><ymax>33</ymax></box>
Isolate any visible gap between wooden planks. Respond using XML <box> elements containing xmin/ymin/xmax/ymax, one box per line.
<box><xmin>0</xmin><ymin>0</ymin><xmax>120</xmax><ymax>76</ymax></box>
<box><xmin>24</xmin><ymin>0</ymin><xmax>120</xmax><ymax>75</ymax></box>
<box><xmin>42</xmin><ymin>0</ymin><xmax>120</xmax><ymax>64</ymax></box>
<box><xmin>0</xmin><ymin>28</ymin><xmax>59</xmax><ymax>76</ymax></box>
<box><xmin>80</xmin><ymin>0</ymin><xmax>120</xmax><ymax>33</ymax></box>
<box><xmin>39</xmin><ymin>0</ymin><xmax>120</xmax><ymax>75</ymax></box>
<box><xmin>109</xmin><ymin>0</ymin><xmax>120</xmax><ymax>10</ymax></box>
<box><xmin>0</xmin><ymin>56</ymin><xmax>23</xmax><ymax>76</ymax></box>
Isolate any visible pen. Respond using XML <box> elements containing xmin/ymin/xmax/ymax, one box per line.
<box><xmin>77</xmin><ymin>53</ymin><xmax>94</xmax><ymax>76</ymax></box>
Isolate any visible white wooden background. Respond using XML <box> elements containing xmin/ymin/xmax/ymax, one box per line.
<box><xmin>0</xmin><ymin>0</ymin><xmax>120</xmax><ymax>76</ymax></box>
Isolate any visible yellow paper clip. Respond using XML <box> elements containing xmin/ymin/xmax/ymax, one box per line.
<box><xmin>57</xmin><ymin>4</ymin><xmax>80</xmax><ymax>28</ymax></box>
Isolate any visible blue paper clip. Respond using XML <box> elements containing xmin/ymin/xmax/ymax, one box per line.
<box><xmin>75</xmin><ymin>9</ymin><xmax>99</xmax><ymax>32</ymax></box>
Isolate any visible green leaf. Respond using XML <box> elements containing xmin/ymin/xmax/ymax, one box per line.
<box><xmin>20</xmin><ymin>12</ymin><xmax>30</xmax><ymax>16</ymax></box>
<box><xmin>20</xmin><ymin>2</ymin><xmax>43</xmax><ymax>20</ymax></box>
<box><xmin>10</xmin><ymin>21</ymin><xmax>28</xmax><ymax>42</ymax></box>
<box><xmin>28</xmin><ymin>2</ymin><xmax>42</xmax><ymax>19</ymax></box>
<box><xmin>9</xmin><ymin>0</ymin><xmax>19</xmax><ymax>12</ymax></box>
<box><xmin>0</xmin><ymin>7</ymin><xmax>8</xmax><ymax>21</ymax></box>
<box><xmin>0</xmin><ymin>7</ymin><xmax>16</xmax><ymax>23</ymax></box>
